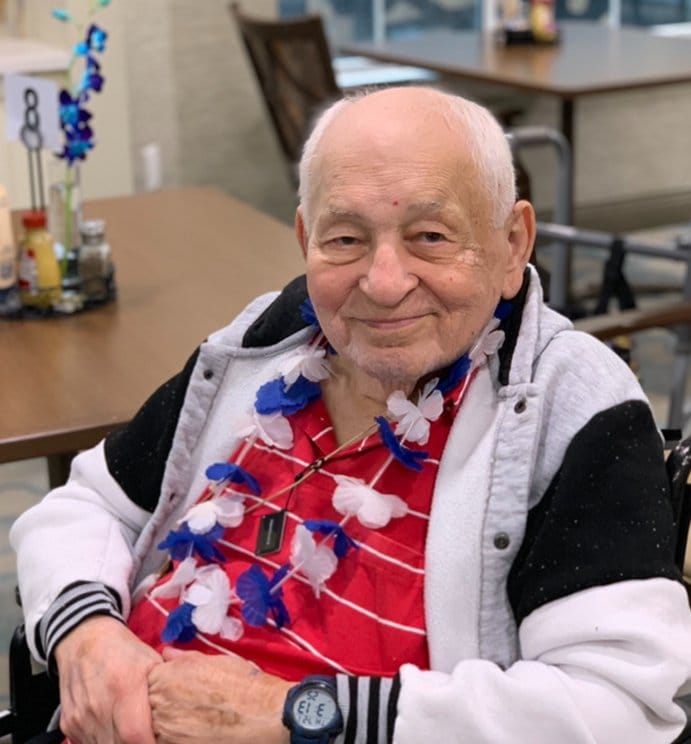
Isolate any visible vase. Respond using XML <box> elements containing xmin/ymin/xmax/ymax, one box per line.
<box><xmin>47</xmin><ymin>165</ymin><xmax>84</xmax><ymax>313</ymax></box>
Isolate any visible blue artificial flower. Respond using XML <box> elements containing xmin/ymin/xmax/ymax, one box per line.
<box><xmin>303</xmin><ymin>519</ymin><xmax>359</xmax><ymax>558</ymax></box>
<box><xmin>51</xmin><ymin>4</ymin><xmax>109</xmax><ymax>168</ymax></box>
<box><xmin>299</xmin><ymin>297</ymin><xmax>319</xmax><ymax>327</ymax></box>
<box><xmin>255</xmin><ymin>374</ymin><xmax>321</xmax><ymax>416</ymax></box>
<box><xmin>161</xmin><ymin>602</ymin><xmax>197</xmax><ymax>643</ymax></box>
<box><xmin>205</xmin><ymin>462</ymin><xmax>261</xmax><ymax>495</ymax></box>
<box><xmin>436</xmin><ymin>353</ymin><xmax>471</xmax><ymax>396</ymax></box>
<box><xmin>58</xmin><ymin>90</ymin><xmax>92</xmax><ymax>127</ymax></box>
<box><xmin>51</xmin><ymin>8</ymin><xmax>71</xmax><ymax>21</ymax></box>
<box><xmin>494</xmin><ymin>299</ymin><xmax>512</xmax><ymax>321</ymax></box>
<box><xmin>375</xmin><ymin>417</ymin><xmax>427</xmax><ymax>472</ymax></box>
<box><xmin>158</xmin><ymin>522</ymin><xmax>226</xmax><ymax>563</ymax></box>
<box><xmin>78</xmin><ymin>59</ymin><xmax>104</xmax><ymax>98</ymax></box>
<box><xmin>236</xmin><ymin>564</ymin><xmax>291</xmax><ymax>628</ymax></box>
<box><xmin>86</xmin><ymin>24</ymin><xmax>108</xmax><ymax>53</ymax></box>
<box><xmin>57</xmin><ymin>124</ymin><xmax>95</xmax><ymax>165</ymax></box>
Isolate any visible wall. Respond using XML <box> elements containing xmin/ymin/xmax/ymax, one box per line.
<box><xmin>122</xmin><ymin>0</ymin><xmax>297</xmax><ymax>225</ymax></box>
<box><xmin>518</xmin><ymin>83</ymin><xmax>691</xmax><ymax>229</ymax></box>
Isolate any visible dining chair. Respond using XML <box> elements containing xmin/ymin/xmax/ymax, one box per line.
<box><xmin>229</xmin><ymin>2</ymin><xmax>342</xmax><ymax>189</ymax></box>
<box><xmin>229</xmin><ymin>2</ymin><xmax>532</xmax><ymax>199</ymax></box>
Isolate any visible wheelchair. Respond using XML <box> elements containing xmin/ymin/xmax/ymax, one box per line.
<box><xmin>2</xmin><ymin>434</ymin><xmax>691</xmax><ymax>743</ymax></box>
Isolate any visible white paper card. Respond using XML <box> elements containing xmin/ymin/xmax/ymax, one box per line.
<box><xmin>4</xmin><ymin>73</ymin><xmax>61</xmax><ymax>151</ymax></box>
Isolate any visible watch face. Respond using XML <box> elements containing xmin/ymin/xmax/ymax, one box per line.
<box><xmin>292</xmin><ymin>686</ymin><xmax>338</xmax><ymax>731</ymax></box>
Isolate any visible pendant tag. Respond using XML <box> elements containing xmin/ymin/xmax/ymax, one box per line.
<box><xmin>255</xmin><ymin>510</ymin><xmax>287</xmax><ymax>556</ymax></box>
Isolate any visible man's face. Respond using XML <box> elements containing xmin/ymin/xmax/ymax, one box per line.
<box><xmin>296</xmin><ymin>99</ymin><xmax>528</xmax><ymax>389</ymax></box>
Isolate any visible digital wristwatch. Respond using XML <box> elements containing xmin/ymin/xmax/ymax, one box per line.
<box><xmin>283</xmin><ymin>675</ymin><xmax>344</xmax><ymax>744</ymax></box>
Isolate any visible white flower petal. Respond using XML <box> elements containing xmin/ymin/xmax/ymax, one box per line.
<box><xmin>185</xmin><ymin>501</ymin><xmax>219</xmax><ymax>534</ymax></box>
<box><xmin>403</xmin><ymin>416</ymin><xmax>430</xmax><ymax>445</ymax></box>
<box><xmin>185</xmin><ymin>583</ymin><xmax>213</xmax><ymax>606</ymax></box>
<box><xmin>469</xmin><ymin>318</ymin><xmax>504</xmax><ymax>365</ymax></box>
<box><xmin>150</xmin><ymin>557</ymin><xmax>198</xmax><ymax>600</ymax></box>
<box><xmin>331</xmin><ymin>477</ymin><xmax>366</xmax><ymax>516</ymax></box>
<box><xmin>279</xmin><ymin>346</ymin><xmax>331</xmax><ymax>385</ymax></box>
<box><xmin>386</xmin><ymin>390</ymin><xmax>411</xmax><ymax>418</ymax></box>
<box><xmin>214</xmin><ymin>496</ymin><xmax>246</xmax><ymax>528</ymax></box>
<box><xmin>357</xmin><ymin>497</ymin><xmax>394</xmax><ymax>529</ymax></box>
<box><xmin>235</xmin><ymin>411</ymin><xmax>258</xmax><ymax>439</ymax></box>
<box><xmin>220</xmin><ymin>616</ymin><xmax>244</xmax><ymax>641</ymax></box>
<box><xmin>357</xmin><ymin>491</ymin><xmax>408</xmax><ymax>528</ymax></box>
<box><xmin>291</xmin><ymin>523</ymin><xmax>316</xmax><ymax>566</ymax></box>
<box><xmin>255</xmin><ymin>411</ymin><xmax>294</xmax><ymax>449</ymax></box>
<box><xmin>291</xmin><ymin>525</ymin><xmax>337</xmax><ymax>596</ymax></box>
<box><xmin>418</xmin><ymin>387</ymin><xmax>444</xmax><ymax>422</ymax></box>
<box><xmin>332</xmin><ymin>478</ymin><xmax>407</xmax><ymax>529</ymax></box>
<box><xmin>186</xmin><ymin>566</ymin><xmax>234</xmax><ymax>635</ymax></box>
<box><xmin>389</xmin><ymin>495</ymin><xmax>408</xmax><ymax>519</ymax></box>
<box><xmin>387</xmin><ymin>386</ymin><xmax>442</xmax><ymax>445</ymax></box>
<box><xmin>301</xmin><ymin>350</ymin><xmax>331</xmax><ymax>382</ymax></box>
<box><xmin>192</xmin><ymin>601</ymin><xmax>225</xmax><ymax>634</ymax></box>
<box><xmin>197</xmin><ymin>565</ymin><xmax>232</xmax><ymax>598</ymax></box>
<box><xmin>420</xmin><ymin>378</ymin><xmax>439</xmax><ymax>400</ymax></box>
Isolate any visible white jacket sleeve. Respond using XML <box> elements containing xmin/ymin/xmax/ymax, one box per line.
<box><xmin>395</xmin><ymin>579</ymin><xmax>691</xmax><ymax>743</ymax></box>
<box><xmin>9</xmin><ymin>441</ymin><xmax>151</xmax><ymax>661</ymax></box>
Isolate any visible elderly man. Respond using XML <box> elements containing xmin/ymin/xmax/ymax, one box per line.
<box><xmin>11</xmin><ymin>86</ymin><xmax>691</xmax><ymax>744</ymax></box>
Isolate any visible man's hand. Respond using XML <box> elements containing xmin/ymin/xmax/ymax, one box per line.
<box><xmin>148</xmin><ymin>647</ymin><xmax>292</xmax><ymax>744</ymax></box>
<box><xmin>54</xmin><ymin>615</ymin><xmax>162</xmax><ymax>744</ymax></box>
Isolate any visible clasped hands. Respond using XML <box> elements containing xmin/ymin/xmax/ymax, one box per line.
<box><xmin>54</xmin><ymin>616</ymin><xmax>292</xmax><ymax>744</ymax></box>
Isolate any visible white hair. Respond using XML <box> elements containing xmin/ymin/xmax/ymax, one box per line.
<box><xmin>297</xmin><ymin>87</ymin><xmax>516</xmax><ymax>229</ymax></box>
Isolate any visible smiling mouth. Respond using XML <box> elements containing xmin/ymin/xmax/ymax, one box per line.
<box><xmin>359</xmin><ymin>315</ymin><xmax>427</xmax><ymax>330</ymax></box>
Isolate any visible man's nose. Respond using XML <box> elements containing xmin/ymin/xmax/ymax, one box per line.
<box><xmin>358</xmin><ymin>240</ymin><xmax>418</xmax><ymax>306</ymax></box>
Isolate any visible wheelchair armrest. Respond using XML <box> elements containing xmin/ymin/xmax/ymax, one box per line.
<box><xmin>4</xmin><ymin>623</ymin><xmax>60</xmax><ymax>742</ymax></box>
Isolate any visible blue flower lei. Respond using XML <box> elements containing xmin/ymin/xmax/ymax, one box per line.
<box><xmin>156</xmin><ymin>297</ymin><xmax>511</xmax><ymax>640</ymax></box>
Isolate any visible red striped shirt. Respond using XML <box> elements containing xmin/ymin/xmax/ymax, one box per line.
<box><xmin>128</xmin><ymin>374</ymin><xmax>473</xmax><ymax>680</ymax></box>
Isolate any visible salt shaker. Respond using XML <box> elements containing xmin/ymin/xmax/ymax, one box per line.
<box><xmin>79</xmin><ymin>219</ymin><xmax>116</xmax><ymax>304</ymax></box>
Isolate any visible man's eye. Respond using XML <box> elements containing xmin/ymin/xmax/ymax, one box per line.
<box><xmin>419</xmin><ymin>232</ymin><xmax>445</xmax><ymax>243</ymax></box>
<box><xmin>330</xmin><ymin>236</ymin><xmax>359</xmax><ymax>246</ymax></box>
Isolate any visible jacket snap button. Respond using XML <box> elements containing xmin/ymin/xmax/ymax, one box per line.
<box><xmin>514</xmin><ymin>398</ymin><xmax>527</xmax><ymax>414</ymax></box>
<box><xmin>203</xmin><ymin>369</ymin><xmax>214</xmax><ymax>380</ymax></box>
<box><xmin>494</xmin><ymin>532</ymin><xmax>510</xmax><ymax>550</ymax></box>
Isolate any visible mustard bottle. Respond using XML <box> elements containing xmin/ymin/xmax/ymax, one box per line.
<box><xmin>18</xmin><ymin>210</ymin><xmax>61</xmax><ymax>310</ymax></box>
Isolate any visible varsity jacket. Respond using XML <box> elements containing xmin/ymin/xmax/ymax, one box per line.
<box><xmin>11</xmin><ymin>267</ymin><xmax>691</xmax><ymax>743</ymax></box>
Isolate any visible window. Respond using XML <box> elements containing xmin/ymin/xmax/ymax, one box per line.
<box><xmin>280</xmin><ymin>0</ymin><xmax>479</xmax><ymax>46</ymax></box>
<box><xmin>282</xmin><ymin>0</ymin><xmax>691</xmax><ymax>35</ymax></box>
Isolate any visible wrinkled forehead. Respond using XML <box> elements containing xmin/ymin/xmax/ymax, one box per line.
<box><xmin>307</xmin><ymin>106</ymin><xmax>484</xmax><ymax>223</ymax></box>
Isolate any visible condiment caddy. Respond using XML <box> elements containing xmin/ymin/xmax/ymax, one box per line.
<box><xmin>0</xmin><ymin>183</ymin><xmax>116</xmax><ymax>319</ymax></box>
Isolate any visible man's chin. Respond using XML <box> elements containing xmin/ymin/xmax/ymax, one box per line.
<box><xmin>346</xmin><ymin>348</ymin><xmax>438</xmax><ymax>387</ymax></box>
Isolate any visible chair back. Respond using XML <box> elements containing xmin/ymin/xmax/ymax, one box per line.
<box><xmin>229</xmin><ymin>2</ymin><xmax>341</xmax><ymax>186</ymax></box>
<box><xmin>667</xmin><ymin>436</ymin><xmax>691</xmax><ymax>574</ymax></box>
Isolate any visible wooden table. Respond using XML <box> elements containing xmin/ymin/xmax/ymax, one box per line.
<box><xmin>0</xmin><ymin>187</ymin><xmax>300</xmax><ymax>486</ymax></box>
<box><xmin>342</xmin><ymin>21</ymin><xmax>691</xmax><ymax>222</ymax></box>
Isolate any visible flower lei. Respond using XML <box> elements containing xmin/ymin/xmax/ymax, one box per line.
<box><xmin>152</xmin><ymin>298</ymin><xmax>510</xmax><ymax>643</ymax></box>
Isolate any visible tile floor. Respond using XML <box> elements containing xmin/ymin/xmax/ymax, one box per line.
<box><xmin>0</xmin><ymin>227</ymin><xmax>689</xmax><ymax>714</ymax></box>
<box><xmin>0</xmin><ymin>459</ymin><xmax>49</xmax><ymax>712</ymax></box>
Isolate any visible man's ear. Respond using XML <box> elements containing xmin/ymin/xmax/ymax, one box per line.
<box><xmin>295</xmin><ymin>208</ymin><xmax>308</xmax><ymax>260</ymax></box>
<box><xmin>501</xmin><ymin>200</ymin><xmax>536</xmax><ymax>299</ymax></box>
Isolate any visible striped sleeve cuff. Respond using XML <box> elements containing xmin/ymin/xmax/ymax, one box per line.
<box><xmin>37</xmin><ymin>581</ymin><xmax>124</xmax><ymax>671</ymax></box>
<box><xmin>336</xmin><ymin>674</ymin><xmax>401</xmax><ymax>744</ymax></box>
